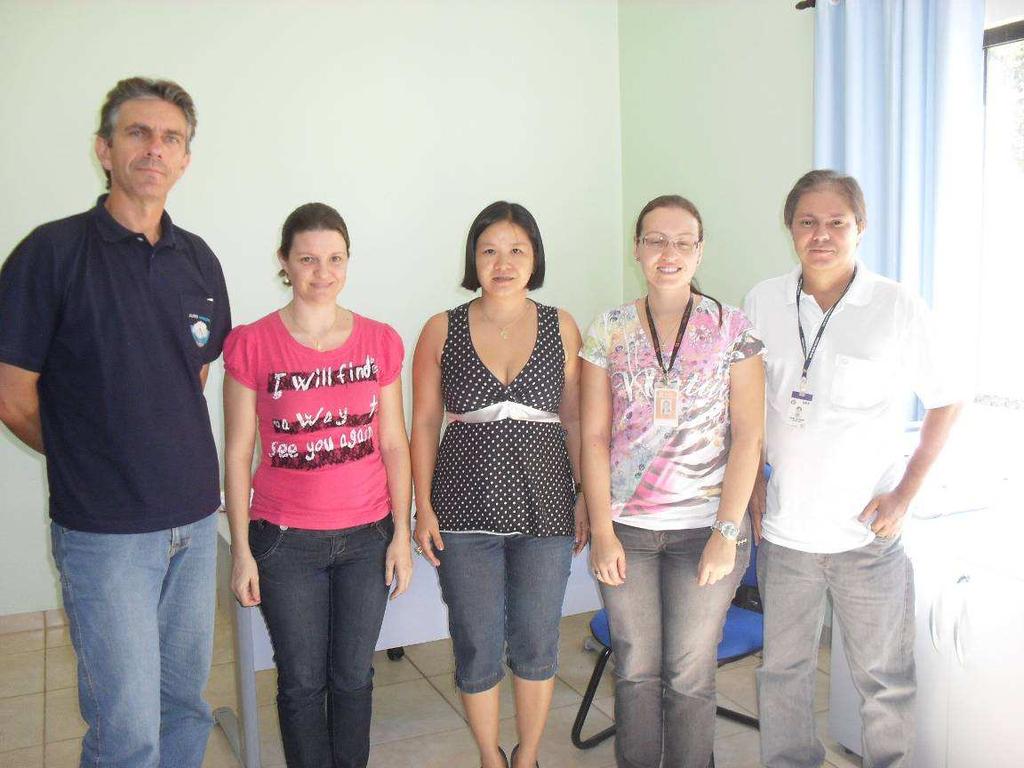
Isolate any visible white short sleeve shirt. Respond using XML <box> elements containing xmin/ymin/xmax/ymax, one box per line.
<box><xmin>742</xmin><ymin>263</ymin><xmax>962</xmax><ymax>553</ymax></box>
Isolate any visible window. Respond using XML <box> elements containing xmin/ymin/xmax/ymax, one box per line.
<box><xmin>979</xmin><ymin>21</ymin><xmax>1024</xmax><ymax>409</ymax></box>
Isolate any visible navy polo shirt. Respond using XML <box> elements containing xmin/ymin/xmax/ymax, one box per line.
<box><xmin>0</xmin><ymin>196</ymin><xmax>231</xmax><ymax>533</ymax></box>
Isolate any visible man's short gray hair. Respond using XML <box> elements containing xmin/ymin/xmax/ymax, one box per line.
<box><xmin>97</xmin><ymin>77</ymin><xmax>197</xmax><ymax>150</ymax></box>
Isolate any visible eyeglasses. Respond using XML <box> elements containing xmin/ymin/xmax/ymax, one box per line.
<box><xmin>639</xmin><ymin>232</ymin><xmax>701</xmax><ymax>255</ymax></box>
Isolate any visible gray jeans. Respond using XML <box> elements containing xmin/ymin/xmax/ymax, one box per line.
<box><xmin>756</xmin><ymin>537</ymin><xmax>915</xmax><ymax>768</ymax></box>
<box><xmin>600</xmin><ymin>520</ymin><xmax>750</xmax><ymax>768</ymax></box>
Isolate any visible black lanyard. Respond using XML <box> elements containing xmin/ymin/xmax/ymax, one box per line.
<box><xmin>645</xmin><ymin>295</ymin><xmax>694</xmax><ymax>379</ymax></box>
<box><xmin>796</xmin><ymin>266</ymin><xmax>857</xmax><ymax>385</ymax></box>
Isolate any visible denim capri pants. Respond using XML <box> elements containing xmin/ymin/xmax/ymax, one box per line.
<box><xmin>436</xmin><ymin>532</ymin><xmax>574</xmax><ymax>693</ymax></box>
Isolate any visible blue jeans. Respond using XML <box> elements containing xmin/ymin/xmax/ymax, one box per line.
<box><xmin>50</xmin><ymin>512</ymin><xmax>217</xmax><ymax>768</ymax></box>
<box><xmin>436</xmin><ymin>533</ymin><xmax>573</xmax><ymax>693</ymax></box>
<box><xmin>250</xmin><ymin>517</ymin><xmax>392</xmax><ymax>768</ymax></box>
<box><xmin>599</xmin><ymin>520</ymin><xmax>750</xmax><ymax>768</ymax></box>
<box><xmin>756</xmin><ymin>537</ymin><xmax>916</xmax><ymax>768</ymax></box>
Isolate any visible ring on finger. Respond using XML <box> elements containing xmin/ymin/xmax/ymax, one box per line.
<box><xmin>414</xmin><ymin>545</ymin><xmax>424</xmax><ymax>555</ymax></box>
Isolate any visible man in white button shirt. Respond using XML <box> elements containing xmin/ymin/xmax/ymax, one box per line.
<box><xmin>743</xmin><ymin>170</ymin><xmax>963</xmax><ymax>768</ymax></box>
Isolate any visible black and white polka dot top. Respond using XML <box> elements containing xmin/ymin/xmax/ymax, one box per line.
<box><xmin>430</xmin><ymin>301</ymin><xmax>576</xmax><ymax>537</ymax></box>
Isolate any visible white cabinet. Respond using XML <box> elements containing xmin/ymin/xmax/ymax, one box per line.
<box><xmin>944</xmin><ymin>567</ymin><xmax>1024</xmax><ymax>768</ymax></box>
<box><xmin>905</xmin><ymin>539</ymin><xmax>955</xmax><ymax>768</ymax></box>
<box><xmin>829</xmin><ymin>505</ymin><xmax>1024</xmax><ymax>767</ymax></box>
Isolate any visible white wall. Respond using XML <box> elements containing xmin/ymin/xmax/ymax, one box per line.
<box><xmin>0</xmin><ymin>0</ymin><xmax>623</xmax><ymax>614</ymax></box>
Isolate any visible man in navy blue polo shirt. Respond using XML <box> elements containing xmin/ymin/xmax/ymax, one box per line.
<box><xmin>0</xmin><ymin>77</ymin><xmax>230</xmax><ymax>767</ymax></box>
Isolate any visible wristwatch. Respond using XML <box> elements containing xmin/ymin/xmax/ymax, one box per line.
<box><xmin>711</xmin><ymin>519</ymin><xmax>740</xmax><ymax>542</ymax></box>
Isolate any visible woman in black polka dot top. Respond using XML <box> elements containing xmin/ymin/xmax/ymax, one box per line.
<box><xmin>411</xmin><ymin>201</ymin><xmax>587</xmax><ymax>768</ymax></box>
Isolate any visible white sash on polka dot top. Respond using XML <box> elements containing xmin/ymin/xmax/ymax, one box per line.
<box><xmin>431</xmin><ymin>301</ymin><xmax>576</xmax><ymax>537</ymax></box>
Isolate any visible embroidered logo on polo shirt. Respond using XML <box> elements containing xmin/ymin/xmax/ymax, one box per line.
<box><xmin>187</xmin><ymin>313</ymin><xmax>212</xmax><ymax>348</ymax></box>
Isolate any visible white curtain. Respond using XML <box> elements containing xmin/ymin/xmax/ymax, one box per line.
<box><xmin>813</xmin><ymin>0</ymin><xmax>985</xmax><ymax>322</ymax></box>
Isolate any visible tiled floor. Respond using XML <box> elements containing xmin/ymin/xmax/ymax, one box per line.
<box><xmin>0</xmin><ymin>608</ymin><xmax>862</xmax><ymax>768</ymax></box>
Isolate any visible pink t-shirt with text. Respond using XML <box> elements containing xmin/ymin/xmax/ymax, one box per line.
<box><xmin>223</xmin><ymin>311</ymin><xmax>404</xmax><ymax>529</ymax></box>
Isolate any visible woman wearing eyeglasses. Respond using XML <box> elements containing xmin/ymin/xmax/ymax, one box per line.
<box><xmin>580</xmin><ymin>195</ymin><xmax>765</xmax><ymax>768</ymax></box>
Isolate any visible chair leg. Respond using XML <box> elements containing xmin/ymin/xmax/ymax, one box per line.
<box><xmin>571</xmin><ymin>645</ymin><xmax>616</xmax><ymax>749</ymax></box>
<box><xmin>715</xmin><ymin>703</ymin><xmax>759</xmax><ymax>730</ymax></box>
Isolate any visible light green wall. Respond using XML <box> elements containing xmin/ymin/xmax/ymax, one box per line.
<box><xmin>0</xmin><ymin>0</ymin><xmax>623</xmax><ymax>614</ymax></box>
<box><xmin>618</xmin><ymin>0</ymin><xmax>815</xmax><ymax>305</ymax></box>
<box><xmin>0</xmin><ymin>0</ymin><xmax>815</xmax><ymax>616</ymax></box>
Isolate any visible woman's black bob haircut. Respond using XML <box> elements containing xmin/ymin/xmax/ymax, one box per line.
<box><xmin>461</xmin><ymin>201</ymin><xmax>546</xmax><ymax>291</ymax></box>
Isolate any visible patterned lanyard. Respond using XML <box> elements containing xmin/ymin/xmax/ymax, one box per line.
<box><xmin>645</xmin><ymin>295</ymin><xmax>694</xmax><ymax>379</ymax></box>
<box><xmin>795</xmin><ymin>266</ymin><xmax>858</xmax><ymax>386</ymax></box>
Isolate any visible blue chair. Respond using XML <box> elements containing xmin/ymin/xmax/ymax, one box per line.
<box><xmin>571</xmin><ymin>539</ymin><xmax>763</xmax><ymax>750</ymax></box>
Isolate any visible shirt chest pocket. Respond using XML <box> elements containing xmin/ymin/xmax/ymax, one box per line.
<box><xmin>180</xmin><ymin>293</ymin><xmax>216</xmax><ymax>360</ymax></box>
<box><xmin>829</xmin><ymin>353</ymin><xmax>889</xmax><ymax>410</ymax></box>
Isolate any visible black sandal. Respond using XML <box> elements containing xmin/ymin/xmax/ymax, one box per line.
<box><xmin>510</xmin><ymin>744</ymin><xmax>539</xmax><ymax>768</ymax></box>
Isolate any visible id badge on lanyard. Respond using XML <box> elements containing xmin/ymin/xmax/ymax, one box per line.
<box><xmin>653</xmin><ymin>386</ymin><xmax>679</xmax><ymax>427</ymax></box>
<box><xmin>791</xmin><ymin>267</ymin><xmax>857</xmax><ymax>431</ymax></box>
<box><xmin>786</xmin><ymin>379</ymin><xmax>813</xmax><ymax>429</ymax></box>
<box><xmin>646</xmin><ymin>296</ymin><xmax>693</xmax><ymax>429</ymax></box>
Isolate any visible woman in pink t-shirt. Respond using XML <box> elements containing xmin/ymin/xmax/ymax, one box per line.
<box><xmin>222</xmin><ymin>203</ymin><xmax>412</xmax><ymax>768</ymax></box>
